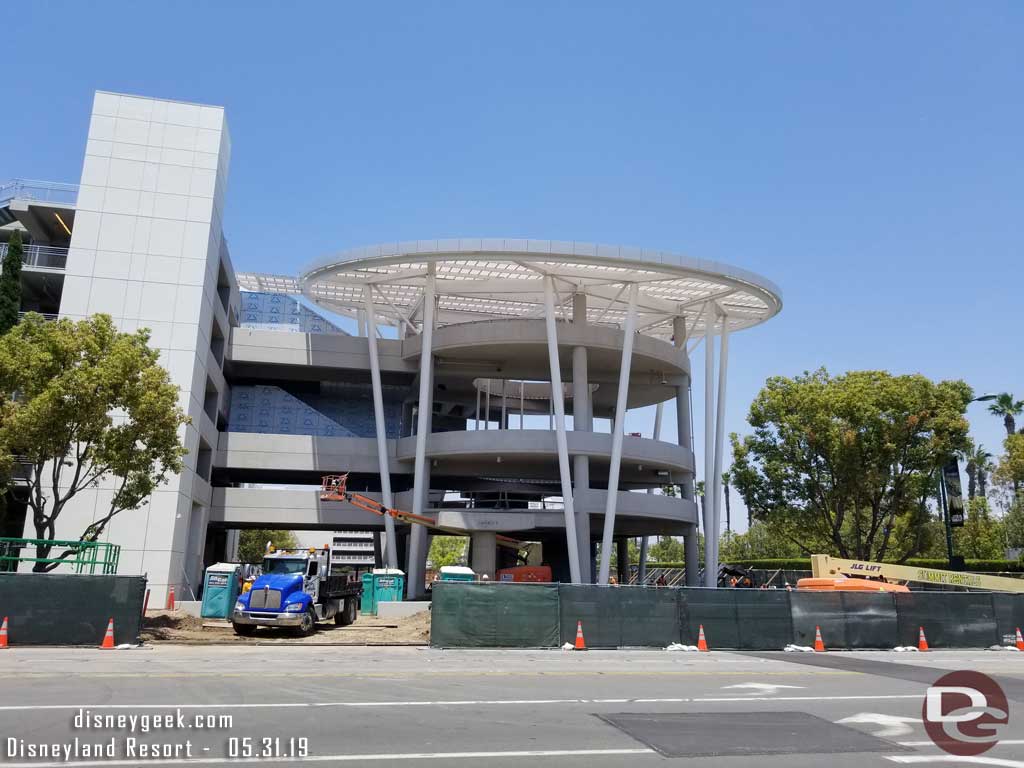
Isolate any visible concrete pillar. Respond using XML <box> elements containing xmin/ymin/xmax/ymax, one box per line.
<box><xmin>543</xmin><ymin>276</ymin><xmax>582</xmax><ymax>584</ymax></box>
<box><xmin>597</xmin><ymin>283</ymin><xmax>639</xmax><ymax>584</ymax></box>
<box><xmin>407</xmin><ymin>266</ymin><xmax>436</xmax><ymax>598</ymax></box>
<box><xmin>616</xmin><ymin>538</ymin><xmax>629</xmax><ymax>584</ymax></box>
<box><xmin>572</xmin><ymin>293</ymin><xmax>592</xmax><ymax>582</ymax></box>
<box><xmin>364</xmin><ymin>285</ymin><xmax>399</xmax><ymax>569</ymax></box>
<box><xmin>702</xmin><ymin>302</ymin><xmax>716</xmax><ymax>587</ymax></box>
<box><xmin>372</xmin><ymin>531</ymin><xmax>383</xmax><ymax>568</ymax></box>
<box><xmin>684</xmin><ymin>523</ymin><xmax>700</xmax><ymax>587</ymax></box>
<box><xmin>471</xmin><ymin>532</ymin><xmax>497</xmax><ymax>579</ymax></box>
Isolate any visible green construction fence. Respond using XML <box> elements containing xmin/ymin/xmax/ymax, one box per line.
<box><xmin>430</xmin><ymin>582</ymin><xmax>1024</xmax><ymax>650</ymax></box>
<box><xmin>0</xmin><ymin>573</ymin><xmax>146</xmax><ymax>645</ymax></box>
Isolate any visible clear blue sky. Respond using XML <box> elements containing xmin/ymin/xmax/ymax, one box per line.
<box><xmin>6</xmin><ymin>2</ymin><xmax>1022</xmax><ymax>530</ymax></box>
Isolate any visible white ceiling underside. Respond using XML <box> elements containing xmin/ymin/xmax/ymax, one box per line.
<box><xmin>238</xmin><ymin>240</ymin><xmax>782</xmax><ymax>341</ymax></box>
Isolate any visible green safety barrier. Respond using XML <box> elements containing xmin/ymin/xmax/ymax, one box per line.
<box><xmin>430</xmin><ymin>582</ymin><xmax>559</xmax><ymax>648</ymax></box>
<box><xmin>559</xmin><ymin>585</ymin><xmax>678</xmax><ymax>648</ymax></box>
<box><xmin>0</xmin><ymin>573</ymin><xmax>146</xmax><ymax>645</ymax></box>
<box><xmin>0</xmin><ymin>537</ymin><xmax>120</xmax><ymax>574</ymax></box>
<box><xmin>430</xmin><ymin>582</ymin><xmax>1024</xmax><ymax>650</ymax></box>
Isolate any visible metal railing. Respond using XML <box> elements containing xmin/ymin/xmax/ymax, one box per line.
<box><xmin>17</xmin><ymin>311</ymin><xmax>59</xmax><ymax>322</ymax></box>
<box><xmin>0</xmin><ymin>179</ymin><xmax>79</xmax><ymax>206</ymax></box>
<box><xmin>0</xmin><ymin>243</ymin><xmax>68</xmax><ymax>270</ymax></box>
<box><xmin>0</xmin><ymin>537</ymin><xmax>121</xmax><ymax>574</ymax></box>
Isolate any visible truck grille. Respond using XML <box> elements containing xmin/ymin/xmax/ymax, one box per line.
<box><xmin>249</xmin><ymin>587</ymin><xmax>282</xmax><ymax>610</ymax></box>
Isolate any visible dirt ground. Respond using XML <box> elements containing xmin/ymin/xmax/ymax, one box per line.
<box><xmin>141</xmin><ymin>608</ymin><xmax>431</xmax><ymax>645</ymax></box>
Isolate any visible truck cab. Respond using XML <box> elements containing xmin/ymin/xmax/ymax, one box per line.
<box><xmin>232</xmin><ymin>546</ymin><xmax>362</xmax><ymax>636</ymax></box>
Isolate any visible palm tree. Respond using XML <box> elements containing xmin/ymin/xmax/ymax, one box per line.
<box><xmin>964</xmin><ymin>444</ymin><xmax>994</xmax><ymax>499</ymax></box>
<box><xmin>989</xmin><ymin>393</ymin><xmax>1024</xmax><ymax>437</ymax></box>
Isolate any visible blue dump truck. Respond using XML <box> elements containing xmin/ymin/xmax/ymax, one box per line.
<box><xmin>232</xmin><ymin>546</ymin><xmax>363</xmax><ymax>636</ymax></box>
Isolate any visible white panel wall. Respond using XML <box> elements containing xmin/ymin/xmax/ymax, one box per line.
<box><xmin>52</xmin><ymin>91</ymin><xmax>234</xmax><ymax>603</ymax></box>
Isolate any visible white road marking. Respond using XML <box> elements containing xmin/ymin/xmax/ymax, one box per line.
<box><xmin>693</xmin><ymin>694</ymin><xmax>921</xmax><ymax>702</ymax></box>
<box><xmin>886</xmin><ymin>756</ymin><xmax>1024</xmax><ymax>767</ymax></box>
<box><xmin>897</xmin><ymin>741</ymin><xmax>1024</xmax><ymax>748</ymax></box>
<box><xmin>0</xmin><ymin>693</ymin><xmax>925</xmax><ymax>712</ymax></box>
<box><xmin>837</xmin><ymin>713</ymin><xmax>920</xmax><ymax>737</ymax></box>
<box><xmin>0</xmin><ymin>748</ymin><xmax>659</xmax><ymax>767</ymax></box>
<box><xmin>722</xmin><ymin>682</ymin><xmax>805</xmax><ymax>695</ymax></box>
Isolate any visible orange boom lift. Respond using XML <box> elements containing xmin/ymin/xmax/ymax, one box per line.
<box><xmin>319</xmin><ymin>474</ymin><xmax>522</xmax><ymax>549</ymax></box>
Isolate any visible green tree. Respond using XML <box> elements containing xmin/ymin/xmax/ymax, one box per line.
<box><xmin>989</xmin><ymin>393</ymin><xmax>1024</xmax><ymax>438</ymax></box>
<box><xmin>719</xmin><ymin>522</ymin><xmax>806</xmax><ymax>560</ymax></box>
<box><xmin>1004</xmin><ymin>497</ymin><xmax>1024</xmax><ymax>552</ymax></box>
<box><xmin>952</xmin><ymin>498</ymin><xmax>1005</xmax><ymax>559</ymax></box>
<box><xmin>995</xmin><ymin>433</ymin><xmax>1024</xmax><ymax>496</ymax></box>
<box><xmin>648</xmin><ymin>535</ymin><xmax>686</xmax><ymax>563</ymax></box>
<box><xmin>730</xmin><ymin>369</ymin><xmax>972</xmax><ymax>562</ymax></box>
<box><xmin>0</xmin><ymin>314</ymin><xmax>189</xmax><ymax>570</ymax></box>
<box><xmin>238</xmin><ymin>529</ymin><xmax>298</xmax><ymax>564</ymax></box>
<box><xmin>0</xmin><ymin>231</ymin><xmax>24</xmax><ymax>335</ymax></box>
<box><xmin>428</xmin><ymin>535</ymin><xmax>468</xmax><ymax>568</ymax></box>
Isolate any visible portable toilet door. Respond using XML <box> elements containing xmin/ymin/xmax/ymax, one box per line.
<box><xmin>200</xmin><ymin>563</ymin><xmax>241</xmax><ymax>619</ymax></box>
<box><xmin>361</xmin><ymin>571</ymin><xmax>376</xmax><ymax>615</ymax></box>
<box><xmin>372</xmin><ymin>568</ymin><xmax>405</xmax><ymax>605</ymax></box>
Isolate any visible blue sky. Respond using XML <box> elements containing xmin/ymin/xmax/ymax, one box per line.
<box><xmin>5</xmin><ymin>2</ymin><xmax>1022</xmax><ymax>530</ymax></box>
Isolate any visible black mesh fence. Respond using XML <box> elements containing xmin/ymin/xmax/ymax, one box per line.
<box><xmin>559</xmin><ymin>585</ymin><xmax>678</xmax><ymax>648</ymax></box>
<box><xmin>430</xmin><ymin>581</ymin><xmax>1024</xmax><ymax>649</ymax></box>
<box><xmin>0</xmin><ymin>574</ymin><xmax>146</xmax><ymax>645</ymax></box>
<box><xmin>992</xmin><ymin>594</ymin><xmax>1024</xmax><ymax>646</ymax></box>
<box><xmin>895</xmin><ymin>592</ymin><xmax>1000</xmax><ymax>648</ymax></box>
<box><xmin>430</xmin><ymin>582</ymin><xmax>559</xmax><ymax>648</ymax></box>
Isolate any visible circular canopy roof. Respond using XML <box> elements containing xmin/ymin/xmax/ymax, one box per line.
<box><xmin>300</xmin><ymin>239</ymin><xmax>782</xmax><ymax>341</ymax></box>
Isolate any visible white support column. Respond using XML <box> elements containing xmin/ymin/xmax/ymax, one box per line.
<box><xmin>597</xmin><ymin>282</ymin><xmax>639</xmax><ymax>585</ymax></box>
<box><xmin>363</xmin><ymin>286</ymin><xmax>399</xmax><ymax>569</ymax></box>
<box><xmin>639</xmin><ymin>401</ymin><xmax>664</xmax><ymax>584</ymax></box>
<box><xmin>572</xmin><ymin>293</ymin><xmax>592</xmax><ymax>582</ymax></box>
<box><xmin>703</xmin><ymin>301</ymin><xmax>717</xmax><ymax>587</ymax></box>
<box><xmin>711</xmin><ymin>311</ymin><xmax>730</xmax><ymax>581</ymax></box>
<box><xmin>543</xmin><ymin>276</ymin><xmax>582</xmax><ymax>584</ymax></box>
<box><xmin>407</xmin><ymin>266</ymin><xmax>436</xmax><ymax>598</ymax></box>
<box><xmin>475</xmin><ymin>387</ymin><xmax>480</xmax><ymax>431</ymax></box>
<box><xmin>484</xmin><ymin>379</ymin><xmax>490</xmax><ymax>430</ymax></box>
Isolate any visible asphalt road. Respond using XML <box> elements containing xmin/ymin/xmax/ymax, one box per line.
<box><xmin>1</xmin><ymin>646</ymin><xmax>1023</xmax><ymax>767</ymax></box>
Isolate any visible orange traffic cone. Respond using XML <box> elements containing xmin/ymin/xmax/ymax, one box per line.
<box><xmin>813</xmin><ymin>625</ymin><xmax>826</xmax><ymax>652</ymax></box>
<box><xmin>0</xmin><ymin>616</ymin><xmax>8</xmax><ymax>649</ymax></box>
<box><xmin>574</xmin><ymin>620</ymin><xmax>587</xmax><ymax>651</ymax></box>
<box><xmin>1015</xmin><ymin>628</ymin><xmax>1024</xmax><ymax>651</ymax></box>
<box><xmin>697</xmin><ymin>624</ymin><xmax>709</xmax><ymax>652</ymax></box>
<box><xmin>918</xmin><ymin>626</ymin><xmax>929</xmax><ymax>652</ymax></box>
<box><xmin>166</xmin><ymin>586</ymin><xmax>176</xmax><ymax>611</ymax></box>
<box><xmin>100</xmin><ymin>618</ymin><xmax>115</xmax><ymax>649</ymax></box>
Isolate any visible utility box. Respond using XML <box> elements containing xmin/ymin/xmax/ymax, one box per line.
<box><xmin>200</xmin><ymin>563</ymin><xmax>242</xmax><ymax>619</ymax></box>
<box><xmin>360</xmin><ymin>568</ymin><xmax>405</xmax><ymax>615</ymax></box>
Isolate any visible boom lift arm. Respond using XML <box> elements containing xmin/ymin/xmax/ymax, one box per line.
<box><xmin>320</xmin><ymin>474</ymin><xmax>522</xmax><ymax>550</ymax></box>
<box><xmin>811</xmin><ymin>554</ymin><xmax>1024</xmax><ymax>593</ymax></box>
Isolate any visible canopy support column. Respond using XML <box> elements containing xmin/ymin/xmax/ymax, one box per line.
<box><xmin>543</xmin><ymin>276</ymin><xmax>582</xmax><ymax>584</ymax></box>
<box><xmin>597</xmin><ymin>282</ymin><xmax>639</xmax><ymax>585</ymax></box>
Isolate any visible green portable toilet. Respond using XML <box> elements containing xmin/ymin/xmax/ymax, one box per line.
<box><xmin>200</xmin><ymin>563</ymin><xmax>241</xmax><ymax>619</ymax></box>
<box><xmin>438</xmin><ymin>565</ymin><xmax>476</xmax><ymax>582</ymax></box>
<box><xmin>361</xmin><ymin>569</ymin><xmax>405</xmax><ymax>614</ymax></box>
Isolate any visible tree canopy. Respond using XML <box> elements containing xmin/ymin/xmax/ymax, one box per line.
<box><xmin>238</xmin><ymin>529</ymin><xmax>298</xmax><ymax>564</ymax></box>
<box><xmin>730</xmin><ymin>369</ymin><xmax>972</xmax><ymax>562</ymax></box>
<box><xmin>428</xmin><ymin>535</ymin><xmax>468</xmax><ymax>569</ymax></box>
<box><xmin>0</xmin><ymin>313</ymin><xmax>188</xmax><ymax>570</ymax></box>
<box><xmin>0</xmin><ymin>231</ymin><xmax>23</xmax><ymax>335</ymax></box>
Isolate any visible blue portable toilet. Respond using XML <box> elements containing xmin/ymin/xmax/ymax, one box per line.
<box><xmin>200</xmin><ymin>563</ymin><xmax>242</xmax><ymax>619</ymax></box>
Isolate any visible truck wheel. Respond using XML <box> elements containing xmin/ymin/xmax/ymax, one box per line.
<box><xmin>232</xmin><ymin>623</ymin><xmax>257</xmax><ymax>637</ymax></box>
<box><xmin>298</xmin><ymin>607</ymin><xmax>317</xmax><ymax>637</ymax></box>
<box><xmin>335</xmin><ymin>598</ymin><xmax>357</xmax><ymax>626</ymax></box>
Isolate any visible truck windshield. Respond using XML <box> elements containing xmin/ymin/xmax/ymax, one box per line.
<box><xmin>262</xmin><ymin>558</ymin><xmax>306</xmax><ymax>575</ymax></box>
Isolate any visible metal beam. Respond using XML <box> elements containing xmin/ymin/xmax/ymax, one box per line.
<box><xmin>703</xmin><ymin>301</ymin><xmax>717</xmax><ymax>587</ymax></box>
<box><xmin>543</xmin><ymin>276</ymin><xmax>582</xmax><ymax>584</ymax></box>
<box><xmin>597</xmin><ymin>282</ymin><xmax>639</xmax><ymax>585</ymax></box>
<box><xmin>363</xmin><ymin>286</ymin><xmax>399</xmax><ymax>569</ymax></box>
<box><xmin>711</xmin><ymin>310</ymin><xmax>731</xmax><ymax>581</ymax></box>
<box><xmin>407</xmin><ymin>266</ymin><xmax>436</xmax><ymax>598</ymax></box>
